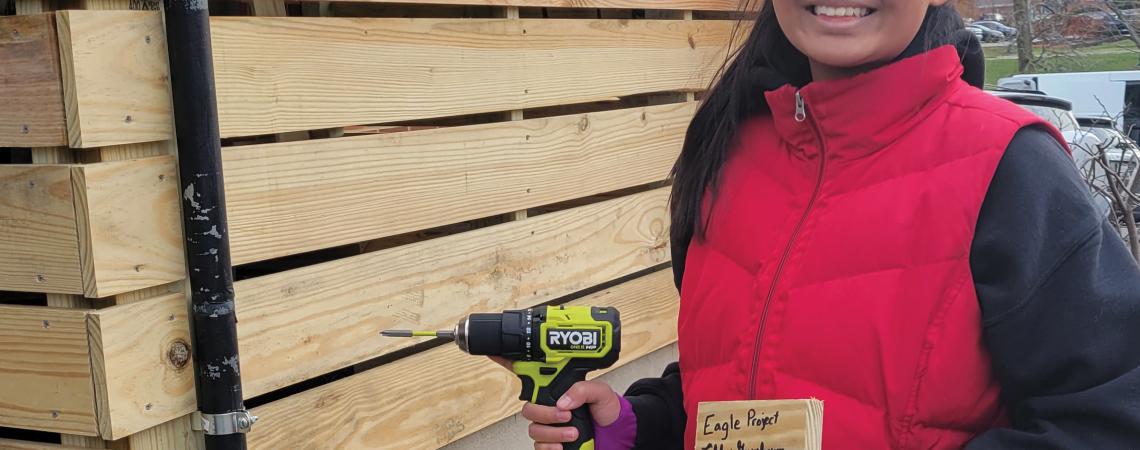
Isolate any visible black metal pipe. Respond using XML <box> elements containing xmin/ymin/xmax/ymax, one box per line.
<box><xmin>163</xmin><ymin>0</ymin><xmax>247</xmax><ymax>449</ymax></box>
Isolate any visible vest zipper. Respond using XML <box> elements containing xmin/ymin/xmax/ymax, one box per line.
<box><xmin>748</xmin><ymin>90</ymin><xmax>828</xmax><ymax>398</ymax></box>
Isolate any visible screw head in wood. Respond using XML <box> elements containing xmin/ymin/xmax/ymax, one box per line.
<box><xmin>51</xmin><ymin>411</ymin><xmax>60</xmax><ymax>419</ymax></box>
<box><xmin>124</xmin><ymin>115</ymin><xmax>133</xmax><ymax>124</ymax></box>
<box><xmin>35</xmin><ymin>273</ymin><xmax>45</xmax><ymax>283</ymax></box>
<box><xmin>20</xmin><ymin>124</ymin><xmax>29</xmax><ymax>134</ymax></box>
<box><xmin>145</xmin><ymin>403</ymin><xmax>153</xmax><ymax>411</ymax></box>
<box><xmin>145</xmin><ymin>35</ymin><xmax>152</xmax><ymax>44</ymax></box>
<box><xmin>42</xmin><ymin>320</ymin><xmax>50</xmax><ymax>329</ymax></box>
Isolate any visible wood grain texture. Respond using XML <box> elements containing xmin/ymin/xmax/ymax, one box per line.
<box><xmin>226</xmin><ymin>103</ymin><xmax>691</xmax><ymax>263</ymax></box>
<box><xmin>87</xmin><ymin>293</ymin><xmax>194</xmax><ymax>440</ymax></box>
<box><xmin>250</xmin><ymin>0</ymin><xmax>288</xmax><ymax>16</ymax></box>
<box><xmin>53</xmin><ymin>12</ymin><xmax>731</xmax><ymax>141</ymax></box>
<box><xmin>237</xmin><ymin>187</ymin><xmax>669</xmax><ymax>398</ymax></box>
<box><xmin>88</xmin><ymin>188</ymin><xmax>669</xmax><ymax>436</ymax></box>
<box><xmin>247</xmin><ymin>269</ymin><xmax>679</xmax><ymax>449</ymax></box>
<box><xmin>14</xmin><ymin>0</ymin><xmax>53</xmax><ymax>15</ymax></box>
<box><xmin>125</xmin><ymin>415</ymin><xmax>204</xmax><ymax>450</ymax></box>
<box><xmin>79</xmin><ymin>157</ymin><xmax>183</xmax><ymax>298</ymax></box>
<box><xmin>55</xmin><ymin>438</ymin><xmax>102</xmax><ymax>450</ymax></box>
<box><xmin>0</xmin><ymin>305</ymin><xmax>98</xmax><ymax>436</ymax></box>
<box><xmin>0</xmin><ymin>440</ymin><xmax>94</xmax><ymax>450</ymax></box>
<box><xmin>0</xmin><ymin>165</ymin><xmax>84</xmax><ymax>294</ymax></box>
<box><xmin>0</xmin><ymin>14</ymin><xmax>67</xmax><ymax>147</ymax></box>
<box><xmin>55</xmin><ymin>10</ymin><xmax>171</xmax><ymax>148</ymax></box>
<box><xmin>211</xmin><ymin>17</ymin><xmax>728</xmax><ymax>137</ymax></box>
<box><xmin>306</xmin><ymin>0</ymin><xmax>740</xmax><ymax>9</ymax></box>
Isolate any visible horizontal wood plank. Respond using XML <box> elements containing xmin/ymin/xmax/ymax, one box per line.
<box><xmin>0</xmin><ymin>440</ymin><xmax>95</xmax><ymax>450</ymax></box>
<box><xmin>314</xmin><ymin>0</ymin><xmax>740</xmax><ymax>9</ymax></box>
<box><xmin>0</xmin><ymin>159</ymin><xmax>183</xmax><ymax>298</ymax></box>
<box><xmin>247</xmin><ymin>269</ymin><xmax>679</xmax><ymax>449</ymax></box>
<box><xmin>237</xmin><ymin>187</ymin><xmax>669</xmax><ymax>397</ymax></box>
<box><xmin>55</xmin><ymin>10</ymin><xmax>172</xmax><ymax>148</ymax></box>
<box><xmin>0</xmin><ymin>306</ymin><xmax>97</xmax><ymax>436</ymax></box>
<box><xmin>213</xmin><ymin>17</ymin><xmax>726</xmax><ymax>137</ymax></box>
<box><xmin>226</xmin><ymin>102</ymin><xmax>691</xmax><ymax>263</ymax></box>
<box><xmin>86</xmin><ymin>293</ymin><xmax>193</xmax><ymax>440</ymax></box>
<box><xmin>0</xmin><ymin>103</ymin><xmax>684</xmax><ymax>295</ymax></box>
<box><xmin>54</xmin><ymin>12</ymin><xmax>731</xmax><ymax>142</ymax></box>
<box><xmin>88</xmin><ymin>188</ymin><xmax>669</xmax><ymax>438</ymax></box>
<box><xmin>78</xmin><ymin>157</ymin><xmax>184</xmax><ymax>298</ymax></box>
<box><xmin>0</xmin><ymin>14</ymin><xmax>67</xmax><ymax>147</ymax></box>
<box><xmin>0</xmin><ymin>165</ymin><xmax>84</xmax><ymax>294</ymax></box>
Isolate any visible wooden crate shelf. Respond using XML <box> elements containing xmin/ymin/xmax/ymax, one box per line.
<box><xmin>0</xmin><ymin>1</ymin><xmax>724</xmax><ymax>447</ymax></box>
<box><xmin>2</xmin><ymin>188</ymin><xmax>670</xmax><ymax>440</ymax></box>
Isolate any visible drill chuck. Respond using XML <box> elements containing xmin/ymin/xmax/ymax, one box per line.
<box><xmin>454</xmin><ymin>310</ymin><xmax>534</xmax><ymax>360</ymax></box>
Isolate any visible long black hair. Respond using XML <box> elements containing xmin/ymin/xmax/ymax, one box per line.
<box><xmin>669</xmin><ymin>2</ymin><xmax>971</xmax><ymax>252</ymax></box>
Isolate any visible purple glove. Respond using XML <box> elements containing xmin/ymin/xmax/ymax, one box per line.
<box><xmin>594</xmin><ymin>395</ymin><xmax>637</xmax><ymax>450</ymax></box>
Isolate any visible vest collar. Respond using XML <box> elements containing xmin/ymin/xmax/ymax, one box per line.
<box><xmin>764</xmin><ymin>45</ymin><xmax>965</xmax><ymax>160</ymax></box>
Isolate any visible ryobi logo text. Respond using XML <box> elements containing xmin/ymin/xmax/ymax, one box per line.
<box><xmin>546</xmin><ymin>328</ymin><xmax>602</xmax><ymax>351</ymax></box>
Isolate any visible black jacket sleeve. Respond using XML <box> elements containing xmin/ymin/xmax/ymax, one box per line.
<box><xmin>967</xmin><ymin>126</ymin><xmax>1140</xmax><ymax>448</ymax></box>
<box><xmin>625</xmin><ymin>362</ymin><xmax>686</xmax><ymax>450</ymax></box>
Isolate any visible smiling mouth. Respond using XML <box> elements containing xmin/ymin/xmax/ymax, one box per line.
<box><xmin>809</xmin><ymin>5</ymin><xmax>875</xmax><ymax>18</ymax></box>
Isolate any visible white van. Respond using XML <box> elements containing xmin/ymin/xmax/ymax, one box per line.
<box><xmin>998</xmin><ymin>71</ymin><xmax>1140</xmax><ymax>139</ymax></box>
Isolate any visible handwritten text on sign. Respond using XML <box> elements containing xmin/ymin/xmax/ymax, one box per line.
<box><xmin>694</xmin><ymin>399</ymin><xmax>823</xmax><ymax>450</ymax></box>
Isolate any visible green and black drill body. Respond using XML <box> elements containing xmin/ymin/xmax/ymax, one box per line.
<box><xmin>383</xmin><ymin>305</ymin><xmax>621</xmax><ymax>450</ymax></box>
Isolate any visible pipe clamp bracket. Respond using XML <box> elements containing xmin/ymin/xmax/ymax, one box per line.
<box><xmin>192</xmin><ymin>410</ymin><xmax>259</xmax><ymax>435</ymax></box>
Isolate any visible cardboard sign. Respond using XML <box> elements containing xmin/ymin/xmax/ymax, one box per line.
<box><xmin>694</xmin><ymin>399</ymin><xmax>823</xmax><ymax>450</ymax></box>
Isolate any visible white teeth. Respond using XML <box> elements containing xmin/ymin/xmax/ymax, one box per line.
<box><xmin>814</xmin><ymin>5</ymin><xmax>870</xmax><ymax>17</ymax></box>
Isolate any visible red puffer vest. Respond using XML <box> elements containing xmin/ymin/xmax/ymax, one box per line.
<box><xmin>677</xmin><ymin>46</ymin><xmax>1063</xmax><ymax>449</ymax></box>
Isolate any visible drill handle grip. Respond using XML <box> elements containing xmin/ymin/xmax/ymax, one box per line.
<box><xmin>551</xmin><ymin>405</ymin><xmax>594</xmax><ymax>450</ymax></box>
<box><xmin>522</xmin><ymin>366</ymin><xmax>596</xmax><ymax>450</ymax></box>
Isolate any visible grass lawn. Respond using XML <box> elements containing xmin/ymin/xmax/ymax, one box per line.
<box><xmin>984</xmin><ymin>39</ymin><xmax>1140</xmax><ymax>86</ymax></box>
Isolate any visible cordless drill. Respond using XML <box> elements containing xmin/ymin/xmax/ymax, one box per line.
<box><xmin>382</xmin><ymin>305</ymin><xmax>621</xmax><ymax>450</ymax></box>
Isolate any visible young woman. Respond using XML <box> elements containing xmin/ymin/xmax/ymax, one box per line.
<box><xmin>514</xmin><ymin>1</ymin><xmax>1140</xmax><ymax>448</ymax></box>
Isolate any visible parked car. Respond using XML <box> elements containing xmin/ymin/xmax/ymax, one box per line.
<box><xmin>966</xmin><ymin>24</ymin><xmax>1005</xmax><ymax>42</ymax></box>
<box><xmin>968</xmin><ymin>26</ymin><xmax>985</xmax><ymax>43</ymax></box>
<box><xmin>998</xmin><ymin>70</ymin><xmax>1140</xmax><ymax>140</ymax></box>
<box><xmin>972</xmin><ymin>20</ymin><xmax>1017</xmax><ymax>37</ymax></box>
<box><xmin>989</xmin><ymin>89</ymin><xmax>1122</xmax><ymax>216</ymax></box>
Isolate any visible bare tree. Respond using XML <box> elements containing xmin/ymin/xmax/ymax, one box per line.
<box><xmin>1015</xmin><ymin>0</ymin><xmax>1037</xmax><ymax>72</ymax></box>
<box><xmin>1072</xmin><ymin>107</ymin><xmax>1140</xmax><ymax>261</ymax></box>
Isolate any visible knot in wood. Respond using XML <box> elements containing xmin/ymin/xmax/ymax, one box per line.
<box><xmin>168</xmin><ymin>339</ymin><xmax>191</xmax><ymax>369</ymax></box>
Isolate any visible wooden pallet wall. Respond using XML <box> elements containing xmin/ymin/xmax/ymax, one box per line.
<box><xmin>0</xmin><ymin>1</ymin><xmax>745</xmax><ymax>448</ymax></box>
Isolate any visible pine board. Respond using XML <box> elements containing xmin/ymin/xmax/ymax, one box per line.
<box><xmin>0</xmin><ymin>103</ymin><xmax>684</xmax><ymax>295</ymax></box>
<box><xmin>0</xmin><ymin>305</ymin><xmax>97</xmax><ymax>436</ymax></box>
<box><xmin>0</xmin><ymin>14</ymin><xmax>67</xmax><ymax>147</ymax></box>
<box><xmin>55</xmin><ymin>10</ymin><xmax>172</xmax><ymax>148</ymax></box>
<box><xmin>0</xmin><ymin>440</ymin><xmax>95</xmax><ymax>450</ymax></box>
<box><xmin>78</xmin><ymin>157</ymin><xmax>184</xmax><ymax>298</ymax></box>
<box><xmin>0</xmin><ymin>159</ymin><xmax>183</xmax><ymax>298</ymax></box>
<box><xmin>0</xmin><ymin>165</ymin><xmax>84</xmax><ymax>294</ymax></box>
<box><xmin>86</xmin><ymin>188</ymin><xmax>669</xmax><ymax>438</ymax></box>
<box><xmin>53</xmin><ymin>12</ymin><xmax>731</xmax><ymax>142</ymax></box>
<box><xmin>86</xmin><ymin>293</ymin><xmax>193</xmax><ymax>440</ymax></box>
<box><xmin>247</xmin><ymin>269</ymin><xmax>680</xmax><ymax>449</ymax></box>
<box><xmin>225</xmin><ymin>102</ymin><xmax>692</xmax><ymax>263</ymax></box>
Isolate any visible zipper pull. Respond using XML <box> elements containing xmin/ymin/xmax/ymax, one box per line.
<box><xmin>794</xmin><ymin>91</ymin><xmax>806</xmax><ymax>122</ymax></box>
